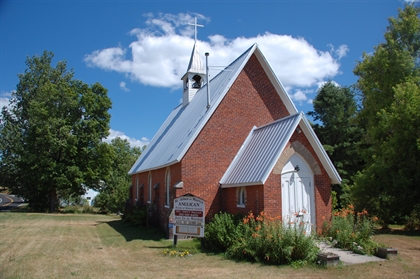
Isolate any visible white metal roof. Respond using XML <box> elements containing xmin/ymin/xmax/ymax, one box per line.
<box><xmin>220</xmin><ymin>113</ymin><xmax>301</xmax><ymax>186</ymax></box>
<box><xmin>220</xmin><ymin>112</ymin><xmax>342</xmax><ymax>187</ymax></box>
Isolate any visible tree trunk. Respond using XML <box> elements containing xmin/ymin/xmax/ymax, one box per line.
<box><xmin>49</xmin><ymin>188</ymin><xmax>57</xmax><ymax>213</ymax></box>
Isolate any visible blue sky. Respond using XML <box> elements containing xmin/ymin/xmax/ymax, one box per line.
<box><xmin>0</xmin><ymin>0</ymin><xmax>413</xmax><ymax>147</ymax></box>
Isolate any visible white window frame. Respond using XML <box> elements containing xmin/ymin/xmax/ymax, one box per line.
<box><xmin>237</xmin><ymin>187</ymin><xmax>246</xmax><ymax>208</ymax></box>
<box><xmin>148</xmin><ymin>172</ymin><xmax>152</xmax><ymax>203</ymax></box>
<box><xmin>165</xmin><ymin>167</ymin><xmax>170</xmax><ymax>207</ymax></box>
<box><xmin>136</xmin><ymin>177</ymin><xmax>139</xmax><ymax>201</ymax></box>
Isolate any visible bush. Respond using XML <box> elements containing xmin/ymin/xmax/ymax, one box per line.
<box><xmin>322</xmin><ymin>205</ymin><xmax>379</xmax><ymax>254</ymax></box>
<box><xmin>405</xmin><ymin>205</ymin><xmax>420</xmax><ymax>230</ymax></box>
<box><xmin>122</xmin><ymin>206</ymin><xmax>147</xmax><ymax>226</ymax></box>
<box><xmin>204</xmin><ymin>211</ymin><xmax>319</xmax><ymax>266</ymax></box>
<box><xmin>61</xmin><ymin>205</ymin><xmax>97</xmax><ymax>214</ymax></box>
<box><xmin>225</xmin><ymin>212</ymin><xmax>318</xmax><ymax>265</ymax></box>
<box><xmin>203</xmin><ymin>212</ymin><xmax>239</xmax><ymax>252</ymax></box>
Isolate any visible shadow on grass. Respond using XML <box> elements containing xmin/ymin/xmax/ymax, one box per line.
<box><xmin>375</xmin><ymin>228</ymin><xmax>420</xmax><ymax>237</ymax></box>
<box><xmin>105</xmin><ymin>219</ymin><xmax>166</xmax><ymax>242</ymax></box>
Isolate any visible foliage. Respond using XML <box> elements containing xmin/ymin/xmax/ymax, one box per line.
<box><xmin>0</xmin><ymin>51</ymin><xmax>112</xmax><ymax>212</ymax></box>
<box><xmin>61</xmin><ymin>205</ymin><xmax>98</xmax><ymax>214</ymax></box>
<box><xmin>352</xmin><ymin>5</ymin><xmax>420</xmax><ymax>224</ymax></box>
<box><xmin>405</xmin><ymin>204</ymin><xmax>420</xmax><ymax>230</ymax></box>
<box><xmin>308</xmin><ymin>81</ymin><xmax>363</xmax><ymax>209</ymax></box>
<box><xmin>203</xmin><ymin>212</ymin><xmax>239</xmax><ymax>252</ymax></box>
<box><xmin>94</xmin><ymin>138</ymin><xmax>142</xmax><ymax>214</ymax></box>
<box><xmin>205</xmin><ymin>212</ymin><xmax>319</xmax><ymax>266</ymax></box>
<box><xmin>122</xmin><ymin>206</ymin><xmax>147</xmax><ymax>226</ymax></box>
<box><xmin>321</xmin><ymin>205</ymin><xmax>379</xmax><ymax>255</ymax></box>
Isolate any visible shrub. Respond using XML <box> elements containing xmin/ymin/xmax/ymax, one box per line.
<box><xmin>205</xmin><ymin>211</ymin><xmax>319</xmax><ymax>265</ymax></box>
<box><xmin>203</xmin><ymin>212</ymin><xmax>239</xmax><ymax>252</ymax></box>
<box><xmin>225</xmin><ymin>212</ymin><xmax>319</xmax><ymax>265</ymax></box>
<box><xmin>61</xmin><ymin>205</ymin><xmax>98</xmax><ymax>214</ymax></box>
<box><xmin>122</xmin><ymin>206</ymin><xmax>147</xmax><ymax>226</ymax></box>
<box><xmin>405</xmin><ymin>205</ymin><xmax>420</xmax><ymax>230</ymax></box>
<box><xmin>322</xmin><ymin>205</ymin><xmax>379</xmax><ymax>254</ymax></box>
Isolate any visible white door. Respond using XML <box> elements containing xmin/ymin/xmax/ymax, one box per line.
<box><xmin>281</xmin><ymin>154</ymin><xmax>315</xmax><ymax>234</ymax></box>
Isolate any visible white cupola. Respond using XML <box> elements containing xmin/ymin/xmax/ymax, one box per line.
<box><xmin>181</xmin><ymin>17</ymin><xmax>206</xmax><ymax>106</ymax></box>
<box><xmin>181</xmin><ymin>43</ymin><xmax>206</xmax><ymax>106</ymax></box>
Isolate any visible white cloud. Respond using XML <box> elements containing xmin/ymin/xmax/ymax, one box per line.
<box><xmin>291</xmin><ymin>89</ymin><xmax>308</xmax><ymax>102</ymax></box>
<box><xmin>328</xmin><ymin>44</ymin><xmax>349</xmax><ymax>60</ymax></box>
<box><xmin>119</xmin><ymin>81</ymin><xmax>130</xmax><ymax>92</ymax></box>
<box><xmin>104</xmin><ymin>129</ymin><xmax>149</xmax><ymax>148</ymax></box>
<box><xmin>0</xmin><ymin>91</ymin><xmax>13</xmax><ymax>110</ymax></box>
<box><xmin>0</xmin><ymin>97</ymin><xmax>9</xmax><ymax>109</ymax></box>
<box><xmin>84</xmin><ymin>12</ymin><xmax>346</xmax><ymax>97</ymax></box>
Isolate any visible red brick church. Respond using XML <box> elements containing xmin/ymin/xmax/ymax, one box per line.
<box><xmin>128</xmin><ymin>35</ymin><xmax>341</xmax><ymax>236</ymax></box>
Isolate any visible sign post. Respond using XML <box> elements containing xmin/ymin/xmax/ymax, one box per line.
<box><xmin>173</xmin><ymin>195</ymin><xmax>205</xmax><ymax>243</ymax></box>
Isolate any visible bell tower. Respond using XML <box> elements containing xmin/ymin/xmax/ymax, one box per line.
<box><xmin>181</xmin><ymin>17</ymin><xmax>206</xmax><ymax>106</ymax></box>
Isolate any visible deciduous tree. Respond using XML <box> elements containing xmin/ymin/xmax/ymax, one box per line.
<box><xmin>94</xmin><ymin>138</ymin><xmax>142</xmax><ymax>213</ymax></box>
<box><xmin>0</xmin><ymin>51</ymin><xmax>112</xmax><ymax>212</ymax></box>
<box><xmin>352</xmin><ymin>4</ymin><xmax>420</xmax><ymax>224</ymax></box>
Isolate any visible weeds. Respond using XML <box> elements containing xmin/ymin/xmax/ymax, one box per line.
<box><xmin>321</xmin><ymin>205</ymin><xmax>380</xmax><ymax>255</ymax></box>
<box><xmin>162</xmin><ymin>249</ymin><xmax>191</xmax><ymax>257</ymax></box>
<box><xmin>405</xmin><ymin>204</ymin><xmax>420</xmax><ymax>230</ymax></box>
<box><xmin>205</xmin><ymin>211</ymin><xmax>319</xmax><ymax>266</ymax></box>
<box><xmin>61</xmin><ymin>205</ymin><xmax>98</xmax><ymax>214</ymax></box>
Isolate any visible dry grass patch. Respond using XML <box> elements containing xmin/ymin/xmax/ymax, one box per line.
<box><xmin>0</xmin><ymin>213</ymin><xmax>419</xmax><ymax>278</ymax></box>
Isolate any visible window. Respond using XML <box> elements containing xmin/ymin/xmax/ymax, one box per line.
<box><xmin>165</xmin><ymin>168</ymin><xmax>171</xmax><ymax>207</ymax></box>
<box><xmin>136</xmin><ymin>177</ymin><xmax>139</xmax><ymax>201</ymax></box>
<box><xmin>148</xmin><ymin>172</ymin><xmax>152</xmax><ymax>203</ymax></box>
<box><xmin>237</xmin><ymin>187</ymin><xmax>246</xmax><ymax>208</ymax></box>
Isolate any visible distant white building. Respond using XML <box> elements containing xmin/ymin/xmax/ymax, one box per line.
<box><xmin>82</xmin><ymin>188</ymin><xmax>99</xmax><ymax>206</ymax></box>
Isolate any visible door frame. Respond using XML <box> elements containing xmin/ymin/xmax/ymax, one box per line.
<box><xmin>281</xmin><ymin>153</ymin><xmax>315</xmax><ymax>233</ymax></box>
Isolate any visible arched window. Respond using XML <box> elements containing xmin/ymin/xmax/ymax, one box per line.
<box><xmin>136</xmin><ymin>176</ymin><xmax>139</xmax><ymax>203</ymax></box>
<box><xmin>148</xmin><ymin>172</ymin><xmax>152</xmax><ymax>203</ymax></box>
<box><xmin>165</xmin><ymin>168</ymin><xmax>171</xmax><ymax>207</ymax></box>
<box><xmin>237</xmin><ymin>187</ymin><xmax>246</xmax><ymax>208</ymax></box>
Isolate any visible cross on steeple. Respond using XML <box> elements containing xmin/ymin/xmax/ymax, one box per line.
<box><xmin>188</xmin><ymin>17</ymin><xmax>203</xmax><ymax>42</ymax></box>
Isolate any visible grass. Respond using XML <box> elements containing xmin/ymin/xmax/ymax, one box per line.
<box><xmin>0</xmin><ymin>213</ymin><xmax>419</xmax><ymax>278</ymax></box>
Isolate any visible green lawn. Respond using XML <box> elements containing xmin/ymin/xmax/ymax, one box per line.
<box><xmin>0</xmin><ymin>212</ymin><xmax>419</xmax><ymax>278</ymax></box>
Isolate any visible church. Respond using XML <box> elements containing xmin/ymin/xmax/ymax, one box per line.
<box><xmin>128</xmin><ymin>27</ymin><xmax>341</xmax><ymax>236</ymax></box>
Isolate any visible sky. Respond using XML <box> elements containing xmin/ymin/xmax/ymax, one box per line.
<box><xmin>0</xmin><ymin>0</ymin><xmax>415</xmax><ymax>147</ymax></box>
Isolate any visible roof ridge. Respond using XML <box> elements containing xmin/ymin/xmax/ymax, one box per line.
<box><xmin>254</xmin><ymin>112</ymin><xmax>302</xmax><ymax>131</ymax></box>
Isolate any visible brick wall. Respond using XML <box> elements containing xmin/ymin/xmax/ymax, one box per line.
<box><xmin>222</xmin><ymin>185</ymin><xmax>264</xmax><ymax>217</ymax></box>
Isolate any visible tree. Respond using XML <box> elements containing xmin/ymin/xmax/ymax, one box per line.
<box><xmin>308</xmin><ymin>81</ymin><xmax>363</xmax><ymax>208</ymax></box>
<box><xmin>352</xmin><ymin>4</ymin><xmax>420</xmax><ymax>224</ymax></box>
<box><xmin>94</xmin><ymin>138</ymin><xmax>142</xmax><ymax>213</ymax></box>
<box><xmin>0</xmin><ymin>51</ymin><xmax>112</xmax><ymax>212</ymax></box>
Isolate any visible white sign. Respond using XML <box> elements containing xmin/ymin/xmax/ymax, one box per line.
<box><xmin>173</xmin><ymin>195</ymin><xmax>205</xmax><ymax>237</ymax></box>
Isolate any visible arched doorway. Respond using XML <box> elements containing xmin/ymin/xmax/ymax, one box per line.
<box><xmin>281</xmin><ymin>153</ymin><xmax>315</xmax><ymax>234</ymax></box>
